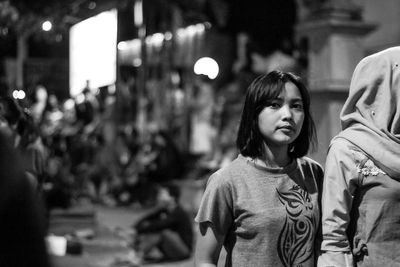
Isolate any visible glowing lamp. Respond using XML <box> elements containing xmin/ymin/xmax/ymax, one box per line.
<box><xmin>42</xmin><ymin>21</ymin><xmax>52</xmax><ymax>31</ymax></box>
<box><xmin>194</xmin><ymin>57</ymin><xmax>219</xmax><ymax>80</ymax></box>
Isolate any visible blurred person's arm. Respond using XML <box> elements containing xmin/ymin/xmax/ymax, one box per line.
<box><xmin>24</xmin><ymin>143</ymin><xmax>47</xmax><ymax>190</ymax></box>
<box><xmin>132</xmin><ymin>205</ymin><xmax>165</xmax><ymax>229</ymax></box>
<box><xmin>195</xmin><ymin>222</ymin><xmax>223</xmax><ymax>267</ymax></box>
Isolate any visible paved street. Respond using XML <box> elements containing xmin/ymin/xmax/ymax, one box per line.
<box><xmin>48</xmin><ymin>178</ymin><xmax>226</xmax><ymax>267</ymax></box>
<box><xmin>96</xmin><ymin>206</ymin><xmax>196</xmax><ymax>267</ymax></box>
<box><xmin>49</xmin><ymin>203</ymin><xmax>195</xmax><ymax>267</ymax></box>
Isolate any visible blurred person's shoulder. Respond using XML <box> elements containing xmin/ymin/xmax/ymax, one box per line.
<box><xmin>0</xmin><ymin>131</ymin><xmax>25</xmax><ymax>181</ymax></box>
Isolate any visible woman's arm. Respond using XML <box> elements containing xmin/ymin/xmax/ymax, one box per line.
<box><xmin>318</xmin><ymin>140</ymin><xmax>359</xmax><ymax>267</ymax></box>
<box><xmin>195</xmin><ymin>222</ymin><xmax>224</xmax><ymax>267</ymax></box>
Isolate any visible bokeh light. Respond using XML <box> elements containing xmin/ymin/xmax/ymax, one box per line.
<box><xmin>194</xmin><ymin>57</ymin><xmax>219</xmax><ymax>79</ymax></box>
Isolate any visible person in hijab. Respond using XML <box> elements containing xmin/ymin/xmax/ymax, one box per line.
<box><xmin>318</xmin><ymin>47</ymin><xmax>400</xmax><ymax>266</ymax></box>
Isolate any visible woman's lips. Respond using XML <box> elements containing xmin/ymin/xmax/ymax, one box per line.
<box><xmin>278</xmin><ymin>125</ymin><xmax>295</xmax><ymax>132</ymax></box>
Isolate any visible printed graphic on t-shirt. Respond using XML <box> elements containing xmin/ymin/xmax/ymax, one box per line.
<box><xmin>276</xmin><ymin>185</ymin><xmax>316</xmax><ymax>267</ymax></box>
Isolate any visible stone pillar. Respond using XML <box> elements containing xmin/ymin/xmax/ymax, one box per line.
<box><xmin>296</xmin><ymin>0</ymin><xmax>376</xmax><ymax>164</ymax></box>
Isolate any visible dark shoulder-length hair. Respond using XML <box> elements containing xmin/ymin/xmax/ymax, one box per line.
<box><xmin>236</xmin><ymin>70</ymin><xmax>316</xmax><ymax>159</ymax></box>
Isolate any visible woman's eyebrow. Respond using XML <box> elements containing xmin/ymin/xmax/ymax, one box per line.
<box><xmin>291</xmin><ymin>97</ymin><xmax>303</xmax><ymax>102</ymax></box>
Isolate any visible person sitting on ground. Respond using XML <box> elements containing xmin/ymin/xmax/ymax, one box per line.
<box><xmin>130</xmin><ymin>182</ymin><xmax>194</xmax><ymax>263</ymax></box>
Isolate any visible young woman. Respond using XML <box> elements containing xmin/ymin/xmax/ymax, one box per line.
<box><xmin>318</xmin><ymin>47</ymin><xmax>400</xmax><ymax>266</ymax></box>
<box><xmin>195</xmin><ymin>70</ymin><xmax>323</xmax><ymax>267</ymax></box>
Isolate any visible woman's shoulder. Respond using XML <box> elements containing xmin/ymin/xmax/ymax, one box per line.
<box><xmin>328</xmin><ymin>136</ymin><xmax>367</xmax><ymax>162</ymax></box>
<box><xmin>329</xmin><ymin>136</ymin><xmax>363</xmax><ymax>153</ymax></box>
<box><xmin>207</xmin><ymin>155</ymin><xmax>253</xmax><ymax>184</ymax></box>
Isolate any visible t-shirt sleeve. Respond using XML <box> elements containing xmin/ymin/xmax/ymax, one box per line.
<box><xmin>195</xmin><ymin>171</ymin><xmax>234</xmax><ymax>238</ymax></box>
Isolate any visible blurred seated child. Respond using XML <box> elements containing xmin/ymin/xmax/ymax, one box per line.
<box><xmin>130</xmin><ymin>182</ymin><xmax>194</xmax><ymax>263</ymax></box>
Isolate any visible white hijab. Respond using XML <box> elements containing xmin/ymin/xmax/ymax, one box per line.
<box><xmin>336</xmin><ymin>46</ymin><xmax>400</xmax><ymax>179</ymax></box>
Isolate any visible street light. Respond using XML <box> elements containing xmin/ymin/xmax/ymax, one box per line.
<box><xmin>194</xmin><ymin>57</ymin><xmax>219</xmax><ymax>79</ymax></box>
<box><xmin>12</xmin><ymin>89</ymin><xmax>25</xmax><ymax>100</ymax></box>
<box><xmin>42</xmin><ymin>20</ymin><xmax>52</xmax><ymax>31</ymax></box>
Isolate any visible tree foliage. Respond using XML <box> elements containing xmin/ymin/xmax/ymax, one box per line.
<box><xmin>0</xmin><ymin>0</ymin><xmax>98</xmax><ymax>39</ymax></box>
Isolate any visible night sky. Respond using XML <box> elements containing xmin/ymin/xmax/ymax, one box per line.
<box><xmin>229</xmin><ymin>0</ymin><xmax>297</xmax><ymax>55</ymax></box>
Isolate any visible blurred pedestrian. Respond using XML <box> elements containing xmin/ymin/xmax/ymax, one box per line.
<box><xmin>0</xmin><ymin>131</ymin><xmax>51</xmax><ymax>266</ymax></box>
<box><xmin>145</xmin><ymin>129</ymin><xmax>184</xmax><ymax>182</ymax></box>
<box><xmin>41</xmin><ymin>93</ymin><xmax>63</xmax><ymax>137</ymax></box>
<box><xmin>29</xmin><ymin>84</ymin><xmax>48</xmax><ymax>124</ymax></box>
<box><xmin>0</xmin><ymin>97</ymin><xmax>48</xmax><ymax>191</ymax></box>
<box><xmin>16</xmin><ymin>109</ymin><xmax>49</xmax><ymax>191</ymax></box>
<box><xmin>195</xmin><ymin>70</ymin><xmax>323</xmax><ymax>267</ymax></box>
<box><xmin>0</xmin><ymin>96</ymin><xmax>23</xmax><ymax>144</ymax></box>
<box><xmin>318</xmin><ymin>47</ymin><xmax>400</xmax><ymax>266</ymax></box>
<box><xmin>189</xmin><ymin>75</ymin><xmax>217</xmax><ymax>161</ymax></box>
<box><xmin>75</xmin><ymin>81</ymin><xmax>99</xmax><ymax>127</ymax></box>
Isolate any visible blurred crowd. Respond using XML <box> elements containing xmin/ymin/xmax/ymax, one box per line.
<box><xmin>0</xmin><ymin>33</ymin><xmax>302</xmax><ymax>217</ymax></box>
<box><xmin>0</xmin><ymin>83</ymin><xmax>189</xmax><ymax>214</ymax></box>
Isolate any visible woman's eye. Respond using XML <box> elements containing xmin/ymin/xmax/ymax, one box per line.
<box><xmin>269</xmin><ymin>102</ymin><xmax>281</xmax><ymax>108</ymax></box>
<box><xmin>292</xmin><ymin>103</ymin><xmax>304</xmax><ymax>110</ymax></box>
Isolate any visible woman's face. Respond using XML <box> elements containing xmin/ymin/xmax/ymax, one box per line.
<box><xmin>258</xmin><ymin>81</ymin><xmax>305</xmax><ymax>151</ymax></box>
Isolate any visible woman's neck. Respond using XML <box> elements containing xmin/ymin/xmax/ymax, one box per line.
<box><xmin>262</xmin><ymin>143</ymin><xmax>291</xmax><ymax>168</ymax></box>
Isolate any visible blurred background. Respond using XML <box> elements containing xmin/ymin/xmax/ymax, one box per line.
<box><xmin>0</xmin><ymin>0</ymin><xmax>398</xmax><ymax>266</ymax></box>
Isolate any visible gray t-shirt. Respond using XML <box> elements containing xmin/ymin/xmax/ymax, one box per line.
<box><xmin>195</xmin><ymin>154</ymin><xmax>323</xmax><ymax>267</ymax></box>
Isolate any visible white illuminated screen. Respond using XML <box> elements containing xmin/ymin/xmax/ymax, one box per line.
<box><xmin>70</xmin><ymin>9</ymin><xmax>117</xmax><ymax>96</ymax></box>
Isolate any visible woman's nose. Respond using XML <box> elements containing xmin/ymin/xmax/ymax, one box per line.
<box><xmin>281</xmin><ymin>105</ymin><xmax>293</xmax><ymax>119</ymax></box>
